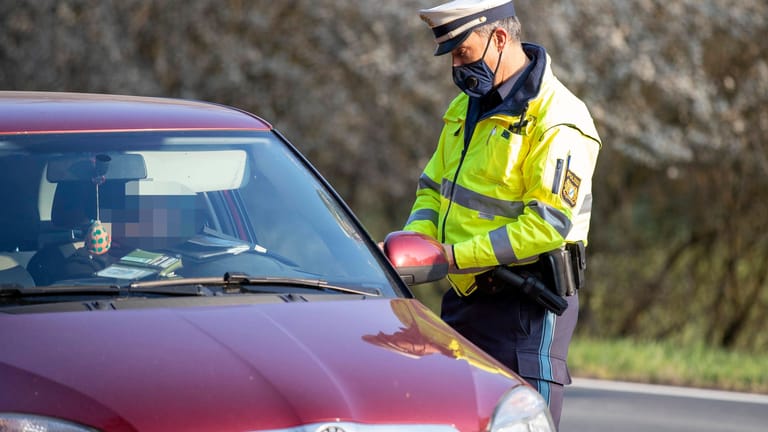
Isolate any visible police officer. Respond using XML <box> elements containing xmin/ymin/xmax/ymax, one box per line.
<box><xmin>401</xmin><ymin>0</ymin><xmax>601</xmax><ymax>428</ymax></box>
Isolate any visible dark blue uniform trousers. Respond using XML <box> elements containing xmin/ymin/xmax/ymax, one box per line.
<box><xmin>441</xmin><ymin>286</ymin><xmax>578</xmax><ymax>429</ymax></box>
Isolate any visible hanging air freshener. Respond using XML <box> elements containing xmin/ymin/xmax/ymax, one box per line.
<box><xmin>86</xmin><ymin>220</ymin><xmax>111</xmax><ymax>255</ymax></box>
<box><xmin>86</xmin><ymin>154</ymin><xmax>112</xmax><ymax>255</ymax></box>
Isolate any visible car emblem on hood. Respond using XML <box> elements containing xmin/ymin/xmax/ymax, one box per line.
<box><xmin>317</xmin><ymin>426</ymin><xmax>345</xmax><ymax>432</ymax></box>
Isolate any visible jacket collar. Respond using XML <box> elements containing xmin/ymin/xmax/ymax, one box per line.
<box><xmin>472</xmin><ymin>42</ymin><xmax>547</xmax><ymax>119</ymax></box>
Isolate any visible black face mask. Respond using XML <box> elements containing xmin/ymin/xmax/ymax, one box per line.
<box><xmin>452</xmin><ymin>31</ymin><xmax>503</xmax><ymax>98</ymax></box>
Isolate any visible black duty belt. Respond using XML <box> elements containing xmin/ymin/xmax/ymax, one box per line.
<box><xmin>470</xmin><ymin>242</ymin><xmax>587</xmax><ymax>316</ymax></box>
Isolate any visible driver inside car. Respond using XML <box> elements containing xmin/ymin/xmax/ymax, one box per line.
<box><xmin>29</xmin><ymin>183</ymin><xmax>205</xmax><ymax>285</ymax></box>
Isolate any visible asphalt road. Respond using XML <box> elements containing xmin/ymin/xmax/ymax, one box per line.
<box><xmin>559</xmin><ymin>378</ymin><xmax>768</xmax><ymax>432</ymax></box>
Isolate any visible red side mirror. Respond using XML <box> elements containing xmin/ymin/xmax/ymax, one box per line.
<box><xmin>383</xmin><ymin>231</ymin><xmax>448</xmax><ymax>285</ymax></box>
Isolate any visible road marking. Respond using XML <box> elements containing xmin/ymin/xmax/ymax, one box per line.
<box><xmin>570</xmin><ymin>378</ymin><xmax>768</xmax><ymax>405</ymax></box>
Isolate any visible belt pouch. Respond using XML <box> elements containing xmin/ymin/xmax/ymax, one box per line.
<box><xmin>541</xmin><ymin>248</ymin><xmax>575</xmax><ymax>296</ymax></box>
<box><xmin>566</xmin><ymin>241</ymin><xmax>586</xmax><ymax>290</ymax></box>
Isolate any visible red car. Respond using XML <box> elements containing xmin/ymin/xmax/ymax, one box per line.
<box><xmin>0</xmin><ymin>92</ymin><xmax>555</xmax><ymax>432</ymax></box>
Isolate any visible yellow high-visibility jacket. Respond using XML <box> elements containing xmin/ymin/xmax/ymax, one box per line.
<box><xmin>404</xmin><ymin>44</ymin><xmax>601</xmax><ymax>296</ymax></box>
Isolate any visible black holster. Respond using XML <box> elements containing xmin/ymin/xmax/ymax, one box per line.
<box><xmin>492</xmin><ymin>266</ymin><xmax>569</xmax><ymax>316</ymax></box>
<box><xmin>473</xmin><ymin>242</ymin><xmax>586</xmax><ymax>315</ymax></box>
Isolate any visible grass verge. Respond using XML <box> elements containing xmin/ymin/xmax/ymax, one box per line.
<box><xmin>568</xmin><ymin>337</ymin><xmax>768</xmax><ymax>394</ymax></box>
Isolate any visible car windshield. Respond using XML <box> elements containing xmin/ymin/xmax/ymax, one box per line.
<box><xmin>0</xmin><ymin>131</ymin><xmax>402</xmax><ymax>301</ymax></box>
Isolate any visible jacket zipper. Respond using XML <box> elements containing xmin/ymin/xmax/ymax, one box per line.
<box><xmin>441</xmin><ymin>125</ymin><xmax>471</xmax><ymax>243</ymax></box>
<box><xmin>440</xmin><ymin>125</ymin><xmax>498</xmax><ymax>243</ymax></box>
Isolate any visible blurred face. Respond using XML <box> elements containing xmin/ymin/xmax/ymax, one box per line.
<box><xmin>101</xmin><ymin>195</ymin><xmax>202</xmax><ymax>249</ymax></box>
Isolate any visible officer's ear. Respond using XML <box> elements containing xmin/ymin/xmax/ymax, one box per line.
<box><xmin>491</xmin><ymin>27</ymin><xmax>509</xmax><ymax>52</ymax></box>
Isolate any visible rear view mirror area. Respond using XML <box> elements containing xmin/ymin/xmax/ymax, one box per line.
<box><xmin>383</xmin><ymin>231</ymin><xmax>448</xmax><ymax>285</ymax></box>
<box><xmin>47</xmin><ymin>153</ymin><xmax>147</xmax><ymax>182</ymax></box>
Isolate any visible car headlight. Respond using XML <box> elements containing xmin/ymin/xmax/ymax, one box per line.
<box><xmin>0</xmin><ymin>414</ymin><xmax>98</xmax><ymax>432</ymax></box>
<box><xmin>487</xmin><ymin>385</ymin><xmax>556</xmax><ymax>432</ymax></box>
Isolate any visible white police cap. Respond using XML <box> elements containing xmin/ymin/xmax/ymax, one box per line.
<box><xmin>420</xmin><ymin>0</ymin><xmax>516</xmax><ymax>56</ymax></box>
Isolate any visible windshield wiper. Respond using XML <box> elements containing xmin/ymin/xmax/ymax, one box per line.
<box><xmin>1</xmin><ymin>285</ymin><xmax>118</xmax><ymax>297</ymax></box>
<box><xmin>129</xmin><ymin>272</ymin><xmax>381</xmax><ymax>297</ymax></box>
<box><xmin>0</xmin><ymin>283</ymin><xmax>213</xmax><ymax>299</ymax></box>
<box><xmin>224</xmin><ymin>272</ymin><xmax>381</xmax><ymax>296</ymax></box>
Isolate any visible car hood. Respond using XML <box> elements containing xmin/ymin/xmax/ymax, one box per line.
<box><xmin>0</xmin><ymin>298</ymin><xmax>521</xmax><ymax>432</ymax></box>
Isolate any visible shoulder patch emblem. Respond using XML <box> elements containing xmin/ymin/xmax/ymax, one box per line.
<box><xmin>561</xmin><ymin>169</ymin><xmax>581</xmax><ymax>207</ymax></box>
